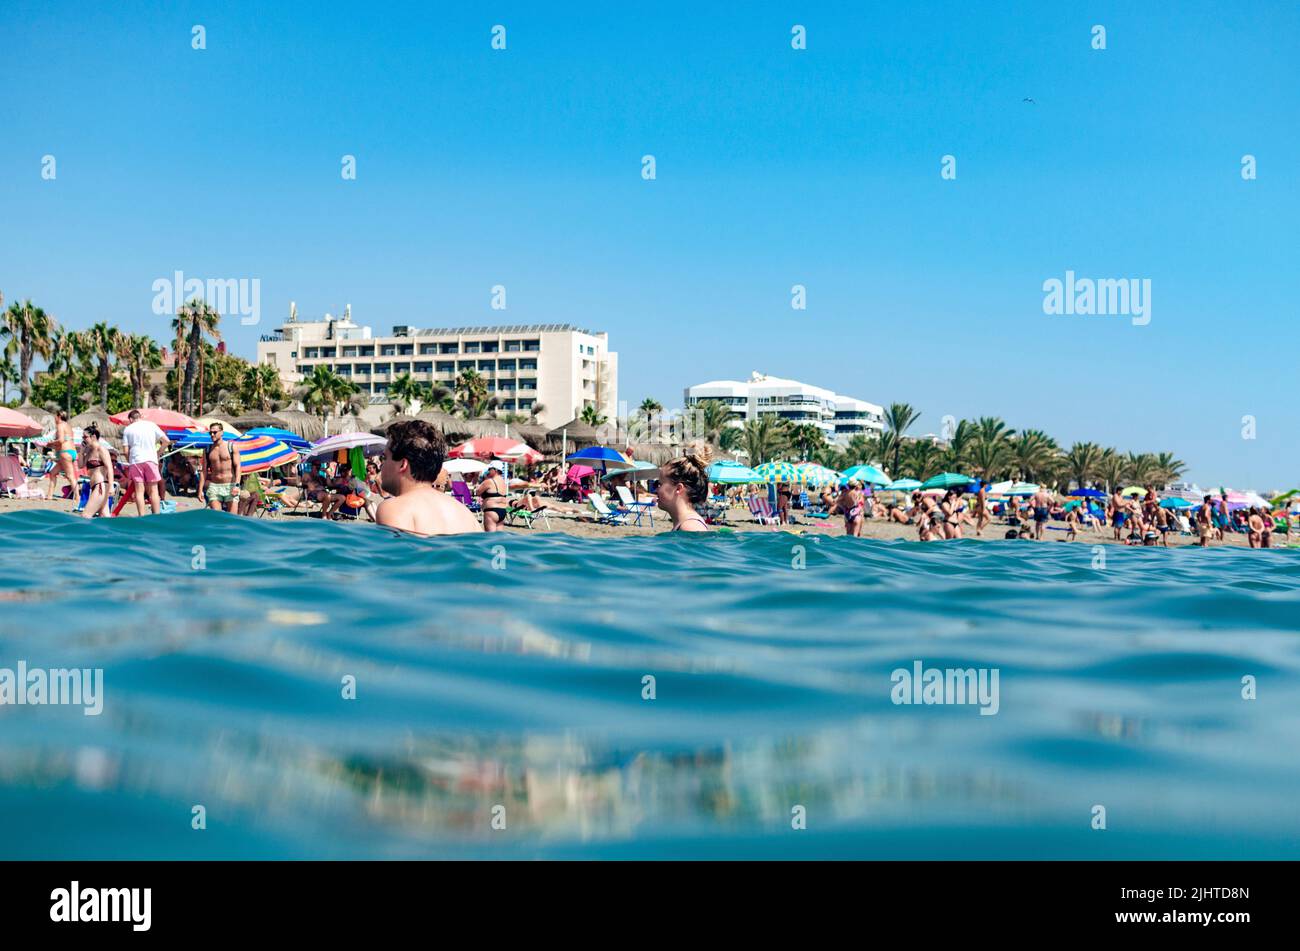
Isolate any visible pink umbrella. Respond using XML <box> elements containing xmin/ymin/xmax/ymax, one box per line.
<box><xmin>0</xmin><ymin>407</ymin><xmax>42</xmax><ymax>439</ymax></box>
<box><xmin>566</xmin><ymin>464</ymin><xmax>595</xmax><ymax>482</ymax></box>
<box><xmin>109</xmin><ymin>407</ymin><xmax>198</xmax><ymax>431</ymax></box>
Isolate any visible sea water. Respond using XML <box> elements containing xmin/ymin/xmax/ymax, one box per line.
<box><xmin>0</xmin><ymin>509</ymin><xmax>1297</xmax><ymax>859</ymax></box>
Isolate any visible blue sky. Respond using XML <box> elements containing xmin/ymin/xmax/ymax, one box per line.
<box><xmin>2</xmin><ymin>1</ymin><xmax>1297</xmax><ymax>487</ymax></box>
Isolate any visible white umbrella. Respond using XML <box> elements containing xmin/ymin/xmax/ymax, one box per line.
<box><xmin>443</xmin><ymin>458</ymin><xmax>488</xmax><ymax>475</ymax></box>
<box><xmin>306</xmin><ymin>432</ymin><xmax>387</xmax><ymax>458</ymax></box>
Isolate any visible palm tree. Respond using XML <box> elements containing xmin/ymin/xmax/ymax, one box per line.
<box><xmin>975</xmin><ymin>416</ymin><xmax>1015</xmax><ymax>447</ymax></box>
<box><xmin>579</xmin><ymin>404</ymin><xmax>607</xmax><ymax>427</ymax></box>
<box><xmin>638</xmin><ymin>397</ymin><xmax>663</xmax><ymax>438</ymax></box>
<box><xmin>118</xmin><ymin>334</ymin><xmax>163</xmax><ymax>409</ymax></box>
<box><xmin>1123</xmin><ymin>451</ymin><xmax>1158</xmax><ymax>485</ymax></box>
<box><xmin>939</xmin><ymin>418</ymin><xmax>976</xmax><ymax>473</ymax></box>
<box><xmin>454</xmin><ymin>368</ymin><xmax>499</xmax><ymax>418</ymax></box>
<box><xmin>83</xmin><ymin>322</ymin><xmax>122</xmax><ymax>410</ymax></box>
<box><xmin>1063</xmin><ymin>441</ymin><xmax>1105</xmax><ymax>491</ymax></box>
<box><xmin>741</xmin><ymin>415</ymin><xmax>791</xmax><ymax>465</ymax></box>
<box><xmin>840</xmin><ymin>433</ymin><xmax>883</xmax><ymax>468</ymax></box>
<box><xmin>789</xmin><ymin>423</ymin><xmax>828</xmax><ymax>460</ymax></box>
<box><xmin>1153</xmin><ymin>451</ymin><xmax>1186</xmax><ymax>488</ymax></box>
<box><xmin>900</xmin><ymin>439</ymin><xmax>944</xmax><ymax>481</ymax></box>
<box><xmin>0</xmin><ymin>300</ymin><xmax>57</xmax><ymax>404</ymax></box>
<box><xmin>1009</xmin><ymin>429</ymin><xmax>1058</xmax><ymax>482</ymax></box>
<box><xmin>240</xmin><ymin>362</ymin><xmax>280</xmax><ymax>413</ymax></box>
<box><xmin>525</xmin><ymin>401</ymin><xmax>546</xmax><ymax>423</ymax></box>
<box><xmin>968</xmin><ymin>434</ymin><xmax>1012</xmax><ymax>481</ymax></box>
<box><xmin>882</xmin><ymin>402</ymin><xmax>922</xmax><ymax>477</ymax></box>
<box><xmin>298</xmin><ymin>365</ymin><xmax>358</xmax><ymax>429</ymax></box>
<box><xmin>0</xmin><ymin>356</ymin><xmax>17</xmax><ymax>404</ymax></box>
<box><xmin>172</xmin><ymin>300</ymin><xmax>221</xmax><ymax>414</ymax></box>
<box><xmin>44</xmin><ymin>328</ymin><xmax>81</xmax><ymax>413</ymax></box>
<box><xmin>689</xmin><ymin>399</ymin><xmax>737</xmax><ymax>445</ymax></box>
<box><xmin>1097</xmin><ymin>449</ymin><xmax>1127</xmax><ymax>493</ymax></box>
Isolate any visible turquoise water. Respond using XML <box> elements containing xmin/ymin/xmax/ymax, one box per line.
<box><xmin>1</xmin><ymin>509</ymin><xmax>1297</xmax><ymax>859</ymax></box>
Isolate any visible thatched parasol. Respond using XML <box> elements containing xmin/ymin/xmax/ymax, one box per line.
<box><xmin>274</xmin><ymin>410</ymin><xmax>326</xmax><ymax>441</ymax></box>
<box><xmin>546</xmin><ymin>418</ymin><xmax>601</xmax><ymax>451</ymax></box>
<box><xmin>69</xmin><ymin>409</ymin><xmax>123</xmax><ymax>440</ymax></box>
<box><xmin>232</xmin><ymin>413</ymin><xmax>290</xmax><ymax>430</ymax></box>
<box><xmin>15</xmin><ymin>403</ymin><xmax>54</xmax><ymax>429</ymax></box>
<box><xmin>370</xmin><ymin>415</ymin><xmax>418</xmax><ymax>436</ymax></box>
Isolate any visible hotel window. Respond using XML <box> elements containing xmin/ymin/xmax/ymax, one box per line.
<box><xmin>501</xmin><ymin>400</ymin><xmax>516</xmax><ymax>410</ymax></box>
<box><xmin>336</xmin><ymin>365</ymin><xmax>351</xmax><ymax>375</ymax></box>
<box><xmin>439</xmin><ymin>343</ymin><xmax>458</xmax><ymax>354</ymax></box>
<box><xmin>505</xmin><ymin>340</ymin><xmax>521</xmax><ymax>352</ymax></box>
<box><xmin>380</xmin><ymin>345</ymin><xmax>396</xmax><ymax>356</ymax></box>
<box><xmin>419</xmin><ymin>344</ymin><xmax>437</xmax><ymax>355</ymax></box>
<box><xmin>486</xmin><ymin>381</ymin><xmax>496</xmax><ymax>391</ymax></box>
<box><xmin>498</xmin><ymin>359</ymin><xmax>516</xmax><ymax>370</ymax></box>
<box><xmin>359</xmin><ymin>346</ymin><xmax>374</xmax><ymax>357</ymax></box>
<box><xmin>342</xmin><ymin>347</ymin><xmax>358</xmax><ymax>357</ymax></box>
<box><xmin>374</xmin><ymin>363</ymin><xmax>391</xmax><ymax>375</ymax></box>
<box><xmin>519</xmin><ymin>378</ymin><xmax>536</xmax><ymax>390</ymax></box>
<box><xmin>398</xmin><ymin>345</ymin><xmax>413</xmax><ymax>355</ymax></box>
<box><xmin>354</xmin><ymin>364</ymin><xmax>369</xmax><ymax>374</ymax></box>
<box><xmin>482</xmin><ymin>342</ymin><xmax>499</xmax><ymax>353</ymax></box>
<box><xmin>394</xmin><ymin>363</ymin><xmax>411</xmax><ymax>374</ymax></box>
<box><xmin>518</xmin><ymin>399</ymin><xmax>534</xmax><ymax>410</ymax></box>
<box><xmin>464</xmin><ymin>342</ymin><xmax>481</xmax><ymax>353</ymax></box>
<box><xmin>304</xmin><ymin>347</ymin><xmax>319</xmax><ymax>358</ymax></box>
<box><xmin>414</xmin><ymin>362</ymin><xmax>432</xmax><ymax>373</ymax></box>
<box><xmin>458</xmin><ymin>360</ymin><xmax>476</xmax><ymax>370</ymax></box>
<box><xmin>498</xmin><ymin>380</ymin><xmax>515</xmax><ymax>391</ymax></box>
<box><xmin>519</xmin><ymin>359</ymin><xmax>537</xmax><ymax>370</ymax></box>
<box><xmin>436</xmin><ymin>361</ymin><xmax>455</xmax><ymax>373</ymax></box>
<box><xmin>478</xmin><ymin>359</ymin><xmax>495</xmax><ymax>371</ymax></box>
<box><xmin>523</xmin><ymin>340</ymin><xmax>540</xmax><ymax>351</ymax></box>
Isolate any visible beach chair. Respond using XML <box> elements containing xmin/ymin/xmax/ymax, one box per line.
<box><xmin>589</xmin><ymin>493</ymin><xmax>632</xmax><ymax>525</ymax></box>
<box><xmin>451</xmin><ymin>480</ymin><xmax>481</xmax><ymax>512</ymax></box>
<box><xmin>505</xmin><ymin>502</ymin><xmax>552</xmax><ymax>529</ymax></box>
<box><xmin>748</xmin><ymin>496</ymin><xmax>780</xmax><ymax>526</ymax></box>
<box><xmin>0</xmin><ymin>455</ymin><xmax>46</xmax><ymax>499</ymax></box>
<box><xmin>614</xmin><ymin>485</ymin><xmax>655</xmax><ymax>526</ymax></box>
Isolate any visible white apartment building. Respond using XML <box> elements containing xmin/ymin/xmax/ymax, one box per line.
<box><xmin>684</xmin><ymin>371</ymin><xmax>884</xmax><ymax>445</ymax></box>
<box><xmin>256</xmin><ymin>305</ymin><xmax>617</xmax><ymax>430</ymax></box>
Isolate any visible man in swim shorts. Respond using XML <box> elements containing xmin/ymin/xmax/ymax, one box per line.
<box><xmin>198</xmin><ymin>422</ymin><xmax>242</xmax><ymax>512</ymax></box>
<box><xmin>1029</xmin><ymin>488</ymin><xmax>1053</xmax><ymax>540</ymax></box>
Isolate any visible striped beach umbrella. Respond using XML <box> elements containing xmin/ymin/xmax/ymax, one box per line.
<box><xmin>753</xmin><ymin>461</ymin><xmax>805</xmax><ymax>483</ymax></box>
<box><xmin>234</xmin><ymin>434</ymin><xmax>299</xmax><ymax>473</ymax></box>
<box><xmin>796</xmin><ymin>463</ymin><xmax>844</xmax><ymax>486</ymax></box>
<box><xmin>244</xmin><ymin>426</ymin><xmax>313</xmax><ymax>452</ymax></box>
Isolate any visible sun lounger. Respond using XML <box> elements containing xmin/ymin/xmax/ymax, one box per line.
<box><xmin>451</xmin><ymin>480</ymin><xmax>481</xmax><ymax>512</ymax></box>
<box><xmin>614</xmin><ymin>485</ymin><xmax>655</xmax><ymax>526</ymax></box>
<box><xmin>748</xmin><ymin>496</ymin><xmax>780</xmax><ymax>525</ymax></box>
<box><xmin>589</xmin><ymin>493</ymin><xmax>632</xmax><ymax>525</ymax></box>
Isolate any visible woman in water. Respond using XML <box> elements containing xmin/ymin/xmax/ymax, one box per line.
<box><xmin>79</xmin><ymin>425</ymin><xmax>114</xmax><ymax>519</ymax></box>
<box><xmin>655</xmin><ymin>442</ymin><xmax>713</xmax><ymax>532</ymax></box>
<box><xmin>476</xmin><ymin>462</ymin><xmax>510</xmax><ymax>532</ymax></box>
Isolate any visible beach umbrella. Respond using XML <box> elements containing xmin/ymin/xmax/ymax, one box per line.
<box><xmin>1119</xmin><ymin>485</ymin><xmax>1146</xmax><ymax>497</ymax></box>
<box><xmin>987</xmin><ymin>480</ymin><xmax>1014</xmax><ymax>495</ymax></box>
<box><xmin>1160</xmin><ymin>497</ymin><xmax>1196</xmax><ymax>510</ymax></box>
<box><xmin>882</xmin><ymin>478</ymin><xmax>922</xmax><ymax>492</ymax></box>
<box><xmin>707</xmin><ymin>460</ymin><xmax>762</xmax><ymax>484</ymax></box>
<box><xmin>1268</xmin><ymin>489</ymin><xmax>1298</xmax><ymax>508</ymax></box>
<box><xmin>1007</xmin><ymin>482</ymin><xmax>1040</xmax><ymax>496</ymax></box>
<box><xmin>450</xmin><ymin>436</ymin><xmax>533</xmax><ymax>461</ymax></box>
<box><xmin>109</xmin><ymin>407</ymin><xmax>198</xmax><ymax>432</ymax></box>
<box><xmin>753</xmin><ymin>461</ymin><xmax>805</xmax><ymax>484</ymax></box>
<box><xmin>1070</xmin><ymin>488</ymin><xmax>1106</xmax><ymax>498</ymax></box>
<box><xmin>306</xmin><ymin>432</ymin><xmax>387</xmax><ymax>458</ymax></box>
<box><xmin>0</xmin><ymin>407</ymin><xmax>42</xmax><ymax>439</ymax></box>
<box><xmin>244</xmin><ymin>426</ymin><xmax>313</xmax><ymax>452</ymax></box>
<box><xmin>194</xmin><ymin>417</ymin><xmax>243</xmax><ymax>437</ymax></box>
<box><xmin>603</xmin><ymin>460</ymin><xmax>660</xmax><ymax>481</ymax></box>
<box><xmin>795</xmin><ymin>463</ymin><xmax>844</xmax><ymax>486</ymax></box>
<box><xmin>565</xmin><ymin>446</ymin><xmax>633</xmax><ymax>471</ymax></box>
<box><xmin>566</xmin><ymin>464</ymin><xmax>595</xmax><ymax>482</ymax></box>
<box><xmin>232</xmin><ymin>434</ymin><xmax>299</xmax><ymax>473</ymax></box>
<box><xmin>443</xmin><ymin>458</ymin><xmax>488</xmax><ymax>476</ymax></box>
<box><xmin>498</xmin><ymin>443</ymin><xmax>543</xmax><ymax>465</ymax></box>
<box><xmin>920</xmin><ymin>472</ymin><xmax>973</xmax><ymax>490</ymax></box>
<box><xmin>842</xmin><ymin>464</ymin><xmax>890</xmax><ymax>485</ymax></box>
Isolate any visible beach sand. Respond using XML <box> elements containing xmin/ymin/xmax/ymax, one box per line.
<box><xmin>0</xmin><ymin>494</ymin><xmax>1275</xmax><ymax>548</ymax></box>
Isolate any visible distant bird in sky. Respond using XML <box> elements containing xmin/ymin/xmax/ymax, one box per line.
<box><xmin>1022</xmin><ymin>97</ymin><xmax>1036</xmax><ymax>104</ymax></box>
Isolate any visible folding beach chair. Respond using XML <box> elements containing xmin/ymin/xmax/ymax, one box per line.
<box><xmin>589</xmin><ymin>493</ymin><xmax>632</xmax><ymax>525</ymax></box>
<box><xmin>505</xmin><ymin>502</ymin><xmax>552</xmax><ymax>529</ymax></box>
<box><xmin>451</xmin><ymin>480</ymin><xmax>481</xmax><ymax>512</ymax></box>
<box><xmin>748</xmin><ymin>496</ymin><xmax>780</xmax><ymax>526</ymax></box>
<box><xmin>614</xmin><ymin>485</ymin><xmax>655</xmax><ymax>526</ymax></box>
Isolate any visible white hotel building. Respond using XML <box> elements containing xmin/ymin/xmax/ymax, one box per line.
<box><xmin>684</xmin><ymin>372</ymin><xmax>884</xmax><ymax>445</ymax></box>
<box><xmin>255</xmin><ymin>306</ymin><xmax>617</xmax><ymax>430</ymax></box>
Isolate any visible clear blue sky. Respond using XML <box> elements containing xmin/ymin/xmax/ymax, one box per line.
<box><xmin>3</xmin><ymin>1</ymin><xmax>1297</xmax><ymax>488</ymax></box>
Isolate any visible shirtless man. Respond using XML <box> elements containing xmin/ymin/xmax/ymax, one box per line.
<box><xmin>973</xmin><ymin>482</ymin><xmax>990</xmax><ymax>536</ymax></box>
<box><xmin>1196</xmin><ymin>495</ymin><xmax>1215</xmax><ymax>547</ymax></box>
<box><xmin>47</xmin><ymin>410</ymin><xmax>79</xmax><ymax>502</ymax></box>
<box><xmin>376</xmin><ymin>420</ymin><xmax>480</xmax><ymax>536</ymax></box>
<box><xmin>1028</xmin><ymin>487</ymin><xmax>1054</xmax><ymax>540</ymax></box>
<box><xmin>197</xmin><ymin>422</ymin><xmax>241</xmax><ymax>512</ymax></box>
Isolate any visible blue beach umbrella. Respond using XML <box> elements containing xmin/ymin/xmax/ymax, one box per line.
<box><xmin>1160</xmin><ymin>497</ymin><xmax>1196</xmax><ymax>510</ymax></box>
<box><xmin>1070</xmin><ymin>488</ymin><xmax>1106</xmax><ymax>498</ymax></box>
<box><xmin>566</xmin><ymin>446</ymin><xmax>633</xmax><ymax>472</ymax></box>
<box><xmin>882</xmin><ymin>478</ymin><xmax>922</xmax><ymax>492</ymax></box>
<box><xmin>920</xmin><ymin>472</ymin><xmax>973</xmax><ymax>490</ymax></box>
<box><xmin>245</xmin><ymin>426</ymin><xmax>313</xmax><ymax>452</ymax></box>
<box><xmin>842</xmin><ymin>464</ymin><xmax>890</xmax><ymax>485</ymax></box>
<box><xmin>707</xmin><ymin>461</ymin><xmax>762</xmax><ymax>484</ymax></box>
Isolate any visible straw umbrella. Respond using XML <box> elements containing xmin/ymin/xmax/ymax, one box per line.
<box><xmin>70</xmin><ymin>409</ymin><xmax>122</xmax><ymax>440</ymax></box>
<box><xmin>274</xmin><ymin>409</ymin><xmax>327</xmax><ymax>442</ymax></box>
<box><xmin>232</xmin><ymin>412</ymin><xmax>290</xmax><ymax>431</ymax></box>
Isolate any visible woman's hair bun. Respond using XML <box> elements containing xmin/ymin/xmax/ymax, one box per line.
<box><xmin>682</xmin><ymin>440</ymin><xmax>714</xmax><ymax>469</ymax></box>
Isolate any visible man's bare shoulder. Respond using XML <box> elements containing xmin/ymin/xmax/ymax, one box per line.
<box><xmin>377</xmin><ymin>488</ymin><xmax>480</xmax><ymax>535</ymax></box>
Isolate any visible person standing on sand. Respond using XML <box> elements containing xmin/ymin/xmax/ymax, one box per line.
<box><xmin>46</xmin><ymin>410</ymin><xmax>79</xmax><ymax>502</ymax></box>
<box><xmin>375</xmin><ymin>420</ymin><xmax>480</xmax><ymax>536</ymax></box>
<box><xmin>121</xmin><ymin>409</ymin><xmax>171</xmax><ymax>516</ymax></box>
<box><xmin>655</xmin><ymin>442</ymin><xmax>712</xmax><ymax>532</ymax></box>
<box><xmin>79</xmin><ymin>425</ymin><xmax>114</xmax><ymax>519</ymax></box>
<box><xmin>476</xmin><ymin>462</ymin><xmax>509</xmax><ymax>532</ymax></box>
<box><xmin>1109</xmin><ymin>488</ymin><xmax>1127</xmax><ymax>541</ymax></box>
<box><xmin>197</xmin><ymin>422</ymin><xmax>241</xmax><ymax>512</ymax></box>
<box><xmin>1029</xmin><ymin>487</ymin><xmax>1053</xmax><ymax>540</ymax></box>
<box><xmin>973</xmin><ymin>482</ymin><xmax>990</xmax><ymax>536</ymax></box>
<box><xmin>1196</xmin><ymin>496</ymin><xmax>1215</xmax><ymax>547</ymax></box>
<box><xmin>838</xmin><ymin>480</ymin><xmax>865</xmax><ymax>537</ymax></box>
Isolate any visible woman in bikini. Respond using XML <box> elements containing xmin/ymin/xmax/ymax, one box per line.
<box><xmin>941</xmin><ymin>489</ymin><xmax>963</xmax><ymax>539</ymax></box>
<box><xmin>837</xmin><ymin>480</ymin><xmax>865</xmax><ymax>537</ymax></box>
<box><xmin>79</xmin><ymin>425</ymin><xmax>114</xmax><ymax>519</ymax></box>
<box><xmin>47</xmin><ymin>409</ymin><xmax>79</xmax><ymax>501</ymax></box>
<box><xmin>973</xmin><ymin>482</ymin><xmax>990</xmax><ymax>536</ymax></box>
<box><xmin>476</xmin><ymin>463</ymin><xmax>509</xmax><ymax>532</ymax></box>
<box><xmin>655</xmin><ymin>441</ymin><xmax>713</xmax><ymax>532</ymax></box>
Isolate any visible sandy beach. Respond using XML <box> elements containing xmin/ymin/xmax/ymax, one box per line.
<box><xmin>0</xmin><ymin>493</ymin><xmax>1277</xmax><ymax>548</ymax></box>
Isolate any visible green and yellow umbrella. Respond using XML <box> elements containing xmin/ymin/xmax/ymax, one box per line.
<box><xmin>753</xmin><ymin>461</ymin><xmax>805</xmax><ymax>483</ymax></box>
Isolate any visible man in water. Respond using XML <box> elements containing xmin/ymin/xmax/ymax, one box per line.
<box><xmin>1029</xmin><ymin>487</ymin><xmax>1053</xmax><ymax>540</ymax></box>
<box><xmin>375</xmin><ymin>420</ymin><xmax>480</xmax><ymax>535</ymax></box>
<box><xmin>198</xmin><ymin>422</ymin><xmax>241</xmax><ymax>512</ymax></box>
<box><xmin>121</xmin><ymin>409</ymin><xmax>171</xmax><ymax>516</ymax></box>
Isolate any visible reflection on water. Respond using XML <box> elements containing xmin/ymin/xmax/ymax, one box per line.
<box><xmin>0</xmin><ymin>509</ymin><xmax>1298</xmax><ymax>858</ymax></box>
